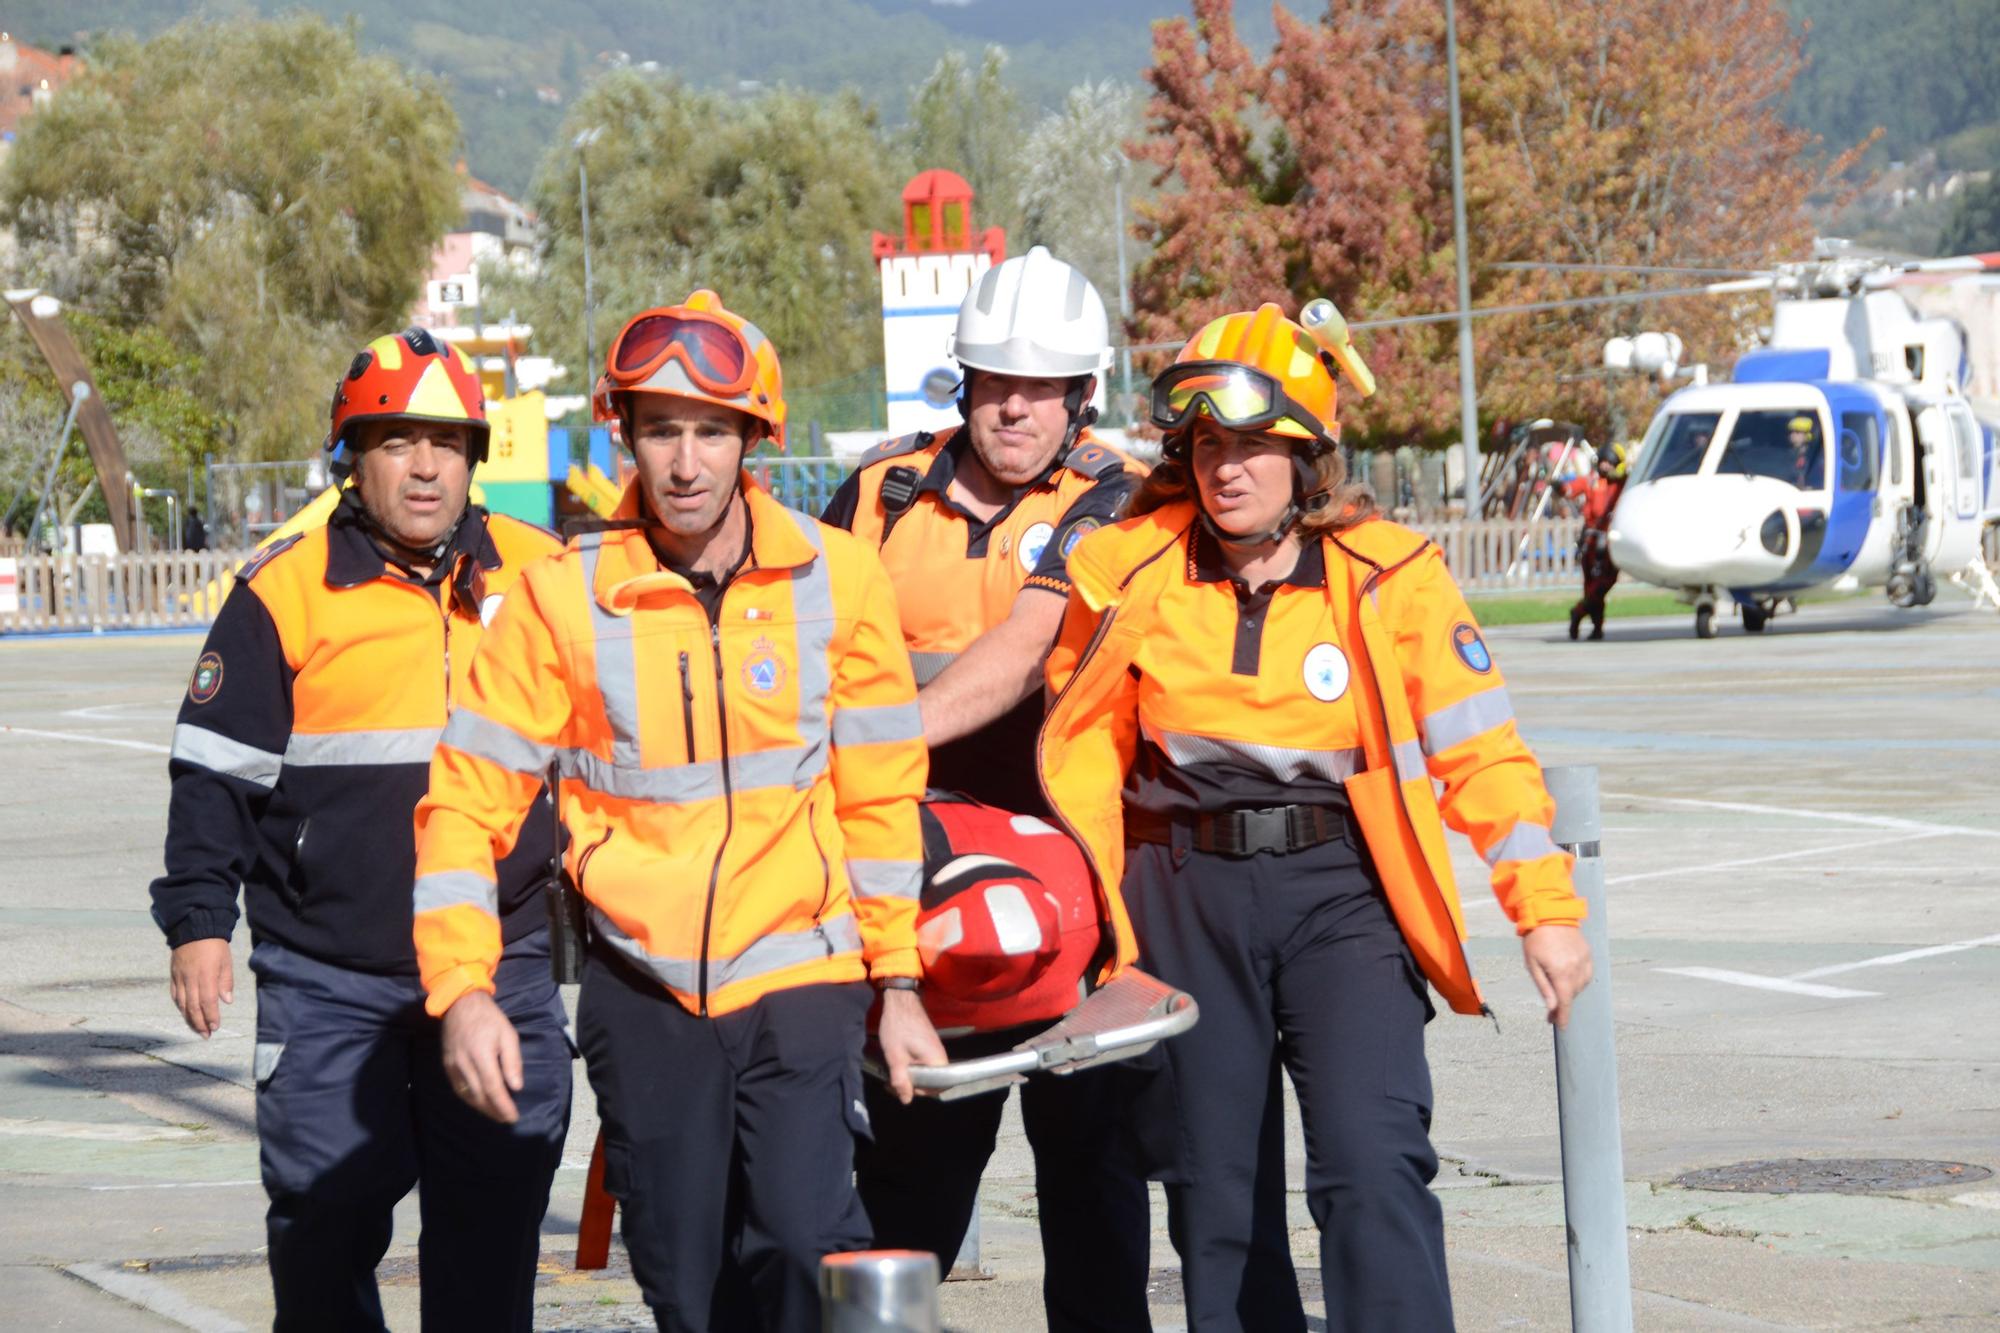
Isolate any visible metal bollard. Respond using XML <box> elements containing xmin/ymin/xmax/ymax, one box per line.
<box><xmin>820</xmin><ymin>1250</ymin><xmax>940</xmax><ymax>1333</ymax></box>
<box><xmin>1544</xmin><ymin>765</ymin><xmax>1635</xmax><ymax>1333</ymax></box>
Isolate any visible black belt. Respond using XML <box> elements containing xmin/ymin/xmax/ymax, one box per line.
<box><xmin>1124</xmin><ymin>803</ymin><xmax>1350</xmax><ymax>858</ymax></box>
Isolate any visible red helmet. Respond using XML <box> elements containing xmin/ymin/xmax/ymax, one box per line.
<box><xmin>907</xmin><ymin>797</ymin><xmax>1103</xmax><ymax>1034</ymax></box>
<box><xmin>327</xmin><ymin>326</ymin><xmax>490</xmax><ymax>467</ymax></box>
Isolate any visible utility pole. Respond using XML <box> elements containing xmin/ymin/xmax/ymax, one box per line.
<box><xmin>574</xmin><ymin>126</ymin><xmax>605</xmax><ymax>392</ymax></box>
<box><xmin>1444</xmin><ymin>0</ymin><xmax>1481</xmax><ymax>516</ymax></box>
<box><xmin>1113</xmin><ymin>158</ymin><xmax>1135</xmax><ymax>424</ymax></box>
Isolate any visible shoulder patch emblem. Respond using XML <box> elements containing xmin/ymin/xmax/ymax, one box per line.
<box><xmin>1018</xmin><ymin>521</ymin><xmax>1056</xmax><ymax>571</ymax></box>
<box><xmin>188</xmin><ymin>652</ymin><xmax>224</xmax><ymax>704</ymax></box>
<box><xmin>1302</xmin><ymin>642</ymin><xmax>1349</xmax><ymax>702</ymax></box>
<box><xmin>1451</xmin><ymin>622</ymin><xmax>1493</xmax><ymax>674</ymax></box>
<box><xmin>1059</xmin><ymin>516</ymin><xmax>1101</xmax><ymax>560</ymax></box>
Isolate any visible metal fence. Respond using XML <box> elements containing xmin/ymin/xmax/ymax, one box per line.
<box><xmin>0</xmin><ymin>514</ymin><xmax>1586</xmax><ymax>635</ymax></box>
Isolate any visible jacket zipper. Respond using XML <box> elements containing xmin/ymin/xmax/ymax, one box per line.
<box><xmin>1352</xmin><ymin>554</ymin><xmax>1492</xmax><ymax>1023</ymax></box>
<box><xmin>807</xmin><ymin>795</ymin><xmax>834</xmax><ymax>944</ymax></box>
<box><xmin>696</xmin><ymin>615</ymin><xmax>735</xmax><ymax>1016</ymax></box>
<box><xmin>677</xmin><ymin>652</ymin><xmax>697</xmax><ymax>763</ymax></box>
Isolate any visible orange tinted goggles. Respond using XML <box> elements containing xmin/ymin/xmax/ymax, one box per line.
<box><xmin>1150</xmin><ymin>362</ymin><xmax>1333</xmax><ymax>446</ymax></box>
<box><xmin>606</xmin><ymin>309</ymin><xmax>756</xmax><ymax>396</ymax></box>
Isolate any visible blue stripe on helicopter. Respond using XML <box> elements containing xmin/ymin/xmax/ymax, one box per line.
<box><xmin>1732</xmin><ymin>348</ymin><xmax>1832</xmax><ymax>383</ymax></box>
<box><xmin>1728</xmin><ymin>380</ymin><xmax>1885</xmax><ymax>596</ymax></box>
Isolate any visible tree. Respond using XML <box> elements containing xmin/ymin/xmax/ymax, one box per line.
<box><xmin>1938</xmin><ymin>174</ymin><xmax>2000</xmax><ymax>255</ymax></box>
<box><xmin>483</xmin><ymin>72</ymin><xmax>904</xmax><ymax>426</ymax></box>
<box><xmin>1130</xmin><ymin>0</ymin><xmax>1863</xmax><ymax>451</ymax></box>
<box><xmin>1017</xmin><ymin>80</ymin><xmax>1148</xmax><ymax>308</ymax></box>
<box><xmin>1</xmin><ymin>15</ymin><xmax>461</xmax><ymax>459</ymax></box>
<box><xmin>904</xmin><ymin>47</ymin><xmax>1027</xmax><ymax>244</ymax></box>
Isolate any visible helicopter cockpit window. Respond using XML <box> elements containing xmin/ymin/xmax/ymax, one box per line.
<box><xmin>1837</xmin><ymin>412</ymin><xmax>1880</xmax><ymax>491</ymax></box>
<box><xmin>1635</xmin><ymin>412</ymin><xmax>1719</xmax><ymax>481</ymax></box>
<box><xmin>1716</xmin><ymin>410</ymin><xmax>1824</xmax><ymax>490</ymax></box>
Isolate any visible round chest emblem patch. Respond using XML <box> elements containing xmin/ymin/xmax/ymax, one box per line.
<box><xmin>1018</xmin><ymin>521</ymin><xmax>1055</xmax><ymax>571</ymax></box>
<box><xmin>1451</xmin><ymin>622</ymin><xmax>1493</xmax><ymax>674</ymax></box>
<box><xmin>1302</xmin><ymin>642</ymin><xmax>1349</xmax><ymax>702</ymax></box>
<box><xmin>188</xmin><ymin>652</ymin><xmax>224</xmax><ymax>705</ymax></box>
<box><xmin>478</xmin><ymin>594</ymin><xmax>505</xmax><ymax>627</ymax></box>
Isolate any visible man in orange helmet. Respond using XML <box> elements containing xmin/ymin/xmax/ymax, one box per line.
<box><xmin>151</xmin><ymin>327</ymin><xmax>571</xmax><ymax>1329</ymax></box>
<box><xmin>413</xmin><ymin>291</ymin><xmax>943</xmax><ymax>1332</ymax></box>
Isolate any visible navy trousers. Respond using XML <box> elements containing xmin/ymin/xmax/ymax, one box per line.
<box><xmin>576</xmin><ymin>950</ymin><xmax>874</xmax><ymax>1333</ymax></box>
<box><xmin>251</xmin><ymin>937</ymin><xmax>572</xmax><ymax>1332</ymax></box>
<box><xmin>855</xmin><ymin>1045</ymin><xmax>1153</xmax><ymax>1331</ymax></box>
<box><xmin>1122</xmin><ymin>830</ymin><xmax>1454</xmax><ymax>1333</ymax></box>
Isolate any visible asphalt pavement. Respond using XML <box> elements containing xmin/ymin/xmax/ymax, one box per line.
<box><xmin>0</xmin><ymin>595</ymin><xmax>1995</xmax><ymax>1330</ymax></box>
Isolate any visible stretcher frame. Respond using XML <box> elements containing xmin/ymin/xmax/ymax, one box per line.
<box><xmin>862</xmin><ymin>966</ymin><xmax>1200</xmax><ymax>1101</ymax></box>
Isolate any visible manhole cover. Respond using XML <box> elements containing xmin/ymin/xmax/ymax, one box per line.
<box><xmin>1674</xmin><ymin>1157</ymin><xmax>1992</xmax><ymax>1195</ymax></box>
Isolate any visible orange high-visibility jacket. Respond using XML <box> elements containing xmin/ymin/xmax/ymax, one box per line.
<box><xmin>412</xmin><ymin>476</ymin><xmax>928</xmax><ymax>1019</ymax></box>
<box><xmin>1040</xmin><ymin>502</ymin><xmax>1583</xmax><ymax>1015</ymax></box>
<box><xmin>826</xmin><ymin>426</ymin><xmax>1145</xmax><ymax>684</ymax></box>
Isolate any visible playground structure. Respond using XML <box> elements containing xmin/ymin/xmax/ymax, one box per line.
<box><xmin>871</xmin><ymin>170</ymin><xmax>1006</xmax><ymax>438</ymax></box>
<box><xmin>5</xmin><ymin>289</ymin><xmax>136</xmax><ymax>552</ymax></box>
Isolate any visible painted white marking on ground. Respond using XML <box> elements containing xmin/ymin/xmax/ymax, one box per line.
<box><xmin>1606</xmin><ymin>792</ymin><xmax>2000</xmax><ymax>840</ymax></box>
<box><xmin>83</xmin><ymin>1179</ymin><xmax>261</xmax><ymax>1192</ymax></box>
<box><xmin>63</xmin><ymin>702</ymin><xmax>179</xmax><ymax>722</ymax></box>
<box><xmin>1606</xmin><ymin>831</ymin><xmax>1942</xmax><ymax>886</ymax></box>
<box><xmin>67</xmin><ymin>1261</ymin><xmax>250</xmax><ymax>1333</ymax></box>
<box><xmin>0</xmin><ymin>1117</ymin><xmax>194</xmax><ymax>1142</ymax></box>
<box><xmin>1654</xmin><ymin>967</ymin><xmax>1880</xmax><ymax>999</ymax></box>
<box><xmin>1954</xmin><ymin>1191</ymin><xmax>2000</xmax><ymax>1210</ymax></box>
<box><xmin>0</xmin><ymin>724</ymin><xmax>170</xmax><ymax>754</ymax></box>
<box><xmin>1790</xmin><ymin>933</ymin><xmax>2000</xmax><ymax>980</ymax></box>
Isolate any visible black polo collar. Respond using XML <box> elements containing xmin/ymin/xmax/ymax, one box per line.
<box><xmin>1187</xmin><ymin>523</ymin><xmax>1327</xmax><ymax>590</ymax></box>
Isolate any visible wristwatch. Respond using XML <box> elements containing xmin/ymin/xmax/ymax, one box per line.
<box><xmin>873</xmin><ymin>975</ymin><xmax>921</xmax><ymax>993</ymax></box>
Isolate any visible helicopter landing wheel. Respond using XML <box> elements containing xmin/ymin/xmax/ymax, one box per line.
<box><xmin>1742</xmin><ymin>604</ymin><xmax>1769</xmax><ymax>633</ymax></box>
<box><xmin>1695</xmin><ymin>604</ymin><xmax>1717</xmax><ymax>639</ymax></box>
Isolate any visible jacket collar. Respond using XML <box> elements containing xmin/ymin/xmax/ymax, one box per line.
<box><xmin>325</xmin><ymin>487</ymin><xmax>498</xmax><ymax>590</ymax></box>
<box><xmin>592</xmin><ymin>472</ymin><xmax>817</xmax><ymax>614</ymax></box>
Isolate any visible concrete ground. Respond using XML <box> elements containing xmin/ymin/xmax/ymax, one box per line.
<box><xmin>0</xmin><ymin>595</ymin><xmax>1996</xmax><ymax>1331</ymax></box>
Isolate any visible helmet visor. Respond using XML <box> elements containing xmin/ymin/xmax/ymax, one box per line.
<box><xmin>608</xmin><ymin>311</ymin><xmax>755</xmax><ymax>396</ymax></box>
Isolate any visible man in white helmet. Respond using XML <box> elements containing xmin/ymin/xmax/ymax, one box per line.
<box><xmin>822</xmin><ymin>246</ymin><xmax>1151</xmax><ymax>1330</ymax></box>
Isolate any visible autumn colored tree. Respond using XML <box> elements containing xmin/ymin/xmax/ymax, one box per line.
<box><xmin>1130</xmin><ymin>0</ymin><xmax>1862</xmax><ymax>451</ymax></box>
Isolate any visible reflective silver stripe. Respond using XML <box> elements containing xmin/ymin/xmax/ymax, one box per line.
<box><xmin>171</xmin><ymin>723</ymin><xmax>283</xmax><ymax>788</ymax></box>
<box><xmin>581</xmin><ymin>538</ymin><xmax>643</xmax><ymax>768</ymax></box>
<box><xmin>440</xmin><ymin>707</ymin><xmax>553</xmax><ymax>775</ymax></box>
<box><xmin>832</xmin><ymin>702</ymin><xmax>923</xmax><ymax>748</ymax></box>
<box><xmin>589</xmin><ymin>906</ymin><xmax>863</xmax><ymax>995</ymax></box>
<box><xmin>1419</xmin><ymin>685</ymin><xmax>1515</xmax><ymax>756</ymax></box>
<box><xmin>846</xmin><ymin>859</ymin><xmax>923</xmax><ymax>902</ymax></box>
<box><xmin>782</xmin><ymin>507</ymin><xmax>836</xmax><ymax>783</ymax></box>
<box><xmin>1392</xmin><ymin>739</ymin><xmax>1428</xmax><ymax>783</ymax></box>
<box><xmin>413</xmin><ymin>870</ymin><xmax>499</xmax><ymax>917</ymax></box>
<box><xmin>1482</xmin><ymin>821</ymin><xmax>1563</xmax><ymax>866</ymax></box>
<box><xmin>284</xmin><ymin>728</ymin><xmax>442</xmax><ymax>767</ymax></box>
<box><xmin>909</xmin><ymin>651</ymin><xmax>958</xmax><ymax>686</ymax></box>
<box><xmin>558</xmin><ymin>744</ymin><xmax>826</xmax><ymax>804</ymax></box>
<box><xmin>1142</xmin><ymin>719</ymin><xmax>1364</xmax><ymax>785</ymax></box>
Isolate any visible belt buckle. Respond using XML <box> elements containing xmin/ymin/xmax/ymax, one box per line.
<box><xmin>1237</xmin><ymin>807</ymin><xmax>1288</xmax><ymax>855</ymax></box>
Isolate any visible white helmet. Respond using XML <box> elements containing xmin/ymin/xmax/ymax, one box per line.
<box><xmin>949</xmin><ymin>246</ymin><xmax>1112</xmax><ymax>380</ymax></box>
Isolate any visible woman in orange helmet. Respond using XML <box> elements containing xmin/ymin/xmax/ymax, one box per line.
<box><xmin>1038</xmin><ymin>302</ymin><xmax>1594</xmax><ymax>1331</ymax></box>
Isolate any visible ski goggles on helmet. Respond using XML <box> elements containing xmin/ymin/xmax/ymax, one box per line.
<box><xmin>605</xmin><ymin>308</ymin><xmax>758</xmax><ymax>396</ymax></box>
<box><xmin>1150</xmin><ymin>361</ymin><xmax>1336</xmax><ymax>449</ymax></box>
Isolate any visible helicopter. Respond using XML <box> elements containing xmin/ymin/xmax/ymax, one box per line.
<box><xmin>1602</xmin><ymin>248</ymin><xmax>2000</xmax><ymax>637</ymax></box>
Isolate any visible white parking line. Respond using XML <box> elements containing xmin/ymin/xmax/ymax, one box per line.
<box><xmin>1653</xmin><ymin>967</ymin><xmax>1880</xmax><ymax>999</ymax></box>
<box><xmin>1791</xmin><ymin>932</ymin><xmax>2000</xmax><ymax>980</ymax></box>
<box><xmin>0</xmin><ymin>724</ymin><xmax>170</xmax><ymax>754</ymax></box>
<box><xmin>1606</xmin><ymin>830</ymin><xmax>1942</xmax><ymax>886</ymax></box>
<box><xmin>1606</xmin><ymin>792</ymin><xmax>2000</xmax><ymax>840</ymax></box>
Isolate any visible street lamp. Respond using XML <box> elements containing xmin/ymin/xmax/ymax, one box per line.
<box><xmin>1444</xmin><ymin>0</ymin><xmax>1481</xmax><ymax>516</ymax></box>
<box><xmin>1109</xmin><ymin>148</ymin><xmax>1135</xmax><ymax>424</ymax></box>
<box><xmin>574</xmin><ymin>125</ymin><xmax>605</xmax><ymax>396</ymax></box>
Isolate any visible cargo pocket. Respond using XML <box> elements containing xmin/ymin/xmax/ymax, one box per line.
<box><xmin>840</xmin><ymin>1060</ymin><xmax>874</xmax><ymax>1145</ymax></box>
<box><xmin>1119</xmin><ymin>1042</ymin><xmax>1189</xmax><ymax>1185</ymax></box>
<box><xmin>253</xmin><ymin>1042</ymin><xmax>285</xmax><ymax>1088</ymax></box>
<box><xmin>1383</xmin><ymin>953</ymin><xmax>1436</xmax><ymax>1118</ymax></box>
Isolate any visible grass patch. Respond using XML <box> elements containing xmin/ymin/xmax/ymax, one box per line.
<box><xmin>1465</xmin><ymin>588</ymin><xmax>1688</xmax><ymax>625</ymax></box>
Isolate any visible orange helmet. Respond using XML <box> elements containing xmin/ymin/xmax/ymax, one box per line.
<box><xmin>327</xmin><ymin>327</ymin><xmax>489</xmax><ymax>467</ymax></box>
<box><xmin>1150</xmin><ymin>302</ymin><xmax>1340</xmax><ymax>451</ymax></box>
<box><xmin>594</xmin><ymin>290</ymin><xmax>787</xmax><ymax>448</ymax></box>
